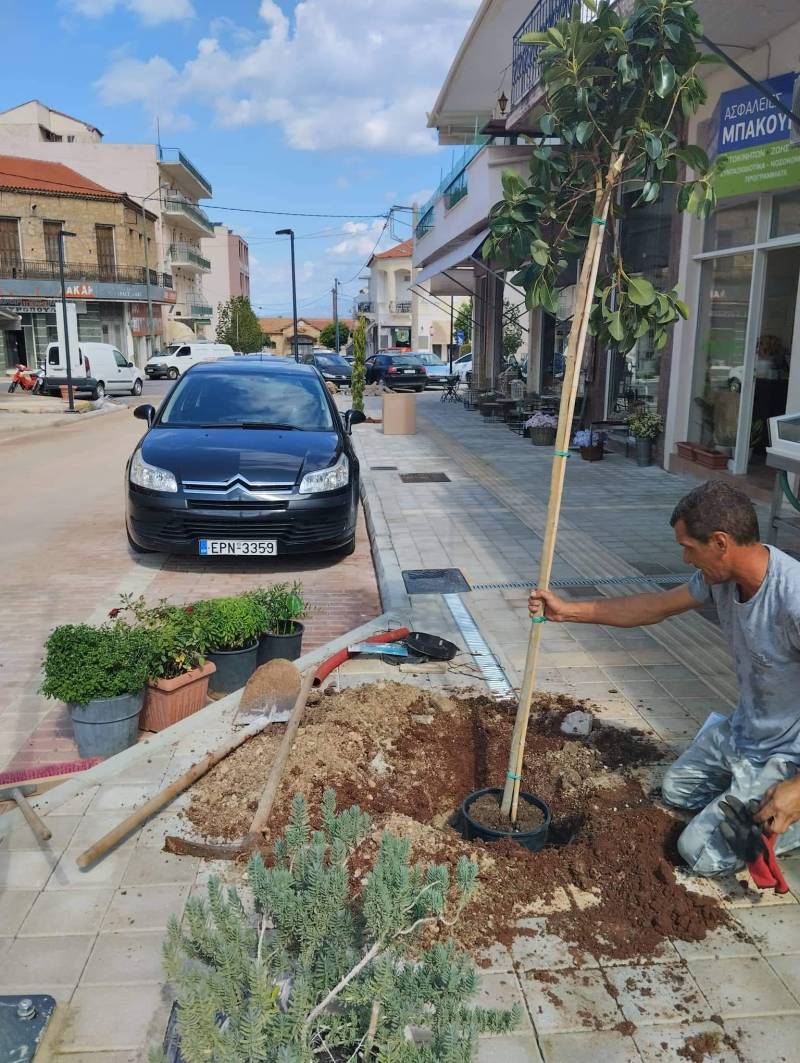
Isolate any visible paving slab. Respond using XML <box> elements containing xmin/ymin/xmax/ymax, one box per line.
<box><xmin>539</xmin><ymin>1029</ymin><xmax>640</xmax><ymax>1062</ymax></box>
<box><xmin>687</xmin><ymin>956</ymin><xmax>800</xmax><ymax>1017</ymax></box>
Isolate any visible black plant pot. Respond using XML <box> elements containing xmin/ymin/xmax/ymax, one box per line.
<box><xmin>460</xmin><ymin>786</ymin><xmax>551</xmax><ymax>852</ymax></box>
<box><xmin>635</xmin><ymin>437</ymin><xmax>653</xmax><ymax>467</ymax></box>
<box><xmin>257</xmin><ymin>621</ymin><xmax>304</xmax><ymax>666</ymax></box>
<box><xmin>207</xmin><ymin>643</ymin><xmax>258</xmax><ymax>695</ymax></box>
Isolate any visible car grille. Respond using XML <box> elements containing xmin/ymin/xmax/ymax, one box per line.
<box><xmin>135</xmin><ymin>511</ymin><xmax>347</xmax><ymax>544</ymax></box>
<box><xmin>186</xmin><ymin>500</ymin><xmax>287</xmax><ymax>511</ymax></box>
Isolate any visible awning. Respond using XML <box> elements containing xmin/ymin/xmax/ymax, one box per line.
<box><xmin>414</xmin><ymin>228</ymin><xmax>489</xmax><ymax>288</ymax></box>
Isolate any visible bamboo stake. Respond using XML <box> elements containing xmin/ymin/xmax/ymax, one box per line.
<box><xmin>501</xmin><ymin>161</ymin><xmax>623</xmax><ymax>822</ymax></box>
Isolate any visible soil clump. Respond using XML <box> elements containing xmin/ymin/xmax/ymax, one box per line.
<box><xmin>468</xmin><ymin>792</ymin><xmax>545</xmax><ymax>832</ymax></box>
<box><xmin>184</xmin><ymin>681</ymin><xmax>727</xmax><ymax>961</ymax></box>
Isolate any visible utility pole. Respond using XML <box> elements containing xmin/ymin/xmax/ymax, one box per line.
<box><xmin>276</xmin><ymin>229</ymin><xmax>299</xmax><ymax>360</ymax></box>
<box><xmin>333</xmin><ymin>278</ymin><xmax>340</xmax><ymax>352</ymax></box>
<box><xmin>57</xmin><ymin>230</ymin><xmax>77</xmax><ymax>412</ymax></box>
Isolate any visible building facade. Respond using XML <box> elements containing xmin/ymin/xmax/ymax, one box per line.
<box><xmin>202</xmin><ymin>224</ymin><xmax>251</xmax><ymax>337</ymax></box>
<box><xmin>0</xmin><ymin>155</ymin><xmax>172</xmax><ymax>370</ymax></box>
<box><xmin>258</xmin><ymin>317</ymin><xmax>353</xmax><ymax>358</ymax></box>
<box><xmin>0</xmin><ymin>100</ymin><xmax>215</xmax><ymax>354</ymax></box>
<box><xmin>356</xmin><ymin>238</ymin><xmax>468</xmax><ymax>358</ymax></box>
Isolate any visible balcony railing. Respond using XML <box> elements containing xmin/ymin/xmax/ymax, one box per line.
<box><xmin>0</xmin><ymin>256</ymin><xmax>173</xmax><ymax>288</ymax></box>
<box><xmin>511</xmin><ymin>0</ymin><xmax>594</xmax><ymax>109</ymax></box>
<box><xmin>168</xmin><ymin>243</ymin><xmax>211</xmax><ymax>271</ymax></box>
<box><xmin>158</xmin><ymin>146</ymin><xmax>213</xmax><ymax>197</ymax></box>
<box><xmin>390</xmin><ymin>301</ymin><xmax>411</xmax><ymax>314</ymax></box>
<box><xmin>356</xmin><ymin>300</ymin><xmax>373</xmax><ymax>313</ymax></box>
<box><xmin>444</xmin><ymin>171</ymin><xmax>468</xmax><ymax>210</ymax></box>
<box><xmin>161</xmin><ymin>195</ymin><xmax>215</xmax><ymax>235</ymax></box>
<box><xmin>415</xmin><ymin>206</ymin><xmax>434</xmax><ymax>240</ymax></box>
<box><xmin>415</xmin><ymin>137</ymin><xmax>489</xmax><ymax>235</ymax></box>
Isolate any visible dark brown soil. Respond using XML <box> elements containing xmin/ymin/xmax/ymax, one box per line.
<box><xmin>183</xmin><ymin>681</ymin><xmax>727</xmax><ymax>961</ymax></box>
<box><xmin>469</xmin><ymin>792</ymin><xmax>545</xmax><ymax>832</ymax></box>
<box><xmin>677</xmin><ymin>1032</ymin><xmax>722</xmax><ymax>1062</ymax></box>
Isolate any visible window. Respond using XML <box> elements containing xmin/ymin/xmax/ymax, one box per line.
<box><xmin>43</xmin><ymin>221</ymin><xmax>62</xmax><ymax>267</ymax></box>
<box><xmin>0</xmin><ymin>217</ymin><xmax>21</xmax><ymax>272</ymax></box>
<box><xmin>703</xmin><ymin>200</ymin><xmax>757</xmax><ymax>252</ymax></box>
<box><xmin>432</xmin><ymin>344</ymin><xmax>442</xmax><ymax>357</ymax></box>
<box><xmin>771</xmin><ymin>190</ymin><xmax>800</xmax><ymax>239</ymax></box>
<box><xmin>113</xmin><ymin>350</ymin><xmax>128</xmax><ymax>367</ymax></box>
<box><xmin>95</xmin><ymin>225</ymin><xmax>116</xmax><ymax>280</ymax></box>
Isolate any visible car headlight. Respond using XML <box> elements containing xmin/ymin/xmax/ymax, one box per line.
<box><xmin>130</xmin><ymin>449</ymin><xmax>178</xmax><ymax>493</ymax></box>
<box><xmin>298</xmin><ymin>453</ymin><xmax>349</xmax><ymax>495</ymax></box>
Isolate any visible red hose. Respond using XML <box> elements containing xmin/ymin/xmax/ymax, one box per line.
<box><xmin>313</xmin><ymin>626</ymin><xmax>411</xmax><ymax>685</ymax></box>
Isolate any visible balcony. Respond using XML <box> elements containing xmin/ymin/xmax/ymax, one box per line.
<box><xmin>511</xmin><ymin>0</ymin><xmax>595</xmax><ymax>111</ymax></box>
<box><xmin>157</xmin><ymin>146</ymin><xmax>213</xmax><ymax>199</ymax></box>
<box><xmin>444</xmin><ymin>171</ymin><xmax>468</xmax><ymax>210</ymax></box>
<box><xmin>173</xmin><ymin>297</ymin><xmax>212</xmax><ymax>322</ymax></box>
<box><xmin>389</xmin><ymin>301</ymin><xmax>411</xmax><ymax>314</ymax></box>
<box><xmin>0</xmin><ymin>256</ymin><xmax>173</xmax><ymax>288</ymax></box>
<box><xmin>415</xmin><ymin>206</ymin><xmax>434</xmax><ymax>241</ymax></box>
<box><xmin>168</xmin><ymin>243</ymin><xmax>211</xmax><ymax>273</ymax></box>
<box><xmin>356</xmin><ymin>300</ymin><xmax>373</xmax><ymax>314</ymax></box>
<box><xmin>161</xmin><ymin>195</ymin><xmax>215</xmax><ymax>237</ymax></box>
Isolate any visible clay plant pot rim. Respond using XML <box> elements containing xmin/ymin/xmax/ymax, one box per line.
<box><xmin>207</xmin><ymin>641</ymin><xmax>259</xmax><ymax>655</ymax></box>
<box><xmin>462</xmin><ymin>786</ymin><xmax>551</xmax><ymax>838</ymax></box>
<box><xmin>147</xmin><ymin>660</ymin><xmax>216</xmax><ymax>692</ymax></box>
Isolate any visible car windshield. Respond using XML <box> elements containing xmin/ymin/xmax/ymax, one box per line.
<box><xmin>316</xmin><ymin>354</ymin><xmax>350</xmax><ymax>369</ymax></box>
<box><xmin>150</xmin><ymin>350</ymin><xmax>171</xmax><ymax>361</ymax></box>
<box><xmin>388</xmin><ymin>356</ymin><xmax>421</xmax><ymax>367</ymax></box>
<box><xmin>159</xmin><ymin>369</ymin><xmax>335</xmax><ymax>431</ymax></box>
<box><xmin>416</xmin><ymin>354</ymin><xmax>443</xmax><ymax>366</ymax></box>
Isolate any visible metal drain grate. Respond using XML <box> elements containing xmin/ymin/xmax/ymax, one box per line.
<box><xmin>470</xmin><ymin>573</ymin><xmax>687</xmax><ymax>591</ymax></box>
<box><xmin>370</xmin><ymin>465</ymin><xmax>398</xmax><ymax>471</ymax></box>
<box><xmin>402</xmin><ymin>568</ymin><xmax>471</xmax><ymax>594</ymax></box>
<box><xmin>399</xmin><ymin>472</ymin><xmax>451</xmax><ymax>483</ymax></box>
<box><xmin>443</xmin><ymin>594</ymin><xmax>512</xmax><ymax>695</ymax></box>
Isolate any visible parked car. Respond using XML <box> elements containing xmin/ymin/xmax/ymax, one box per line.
<box><xmin>364</xmin><ymin>353</ymin><xmax>427</xmax><ymax>391</ymax></box>
<box><xmin>44</xmin><ymin>341</ymin><xmax>144</xmax><ymax>399</ymax></box>
<box><xmin>453</xmin><ymin>353</ymin><xmax>472</xmax><ymax>382</ymax></box>
<box><xmin>302</xmin><ymin>351</ymin><xmax>352</xmax><ymax>387</ymax></box>
<box><xmin>415</xmin><ymin>352</ymin><xmax>454</xmax><ymax>388</ymax></box>
<box><xmin>126</xmin><ymin>357</ymin><xmax>365</xmax><ymax>557</ymax></box>
<box><xmin>145</xmin><ymin>342</ymin><xmax>235</xmax><ymax>380</ymax></box>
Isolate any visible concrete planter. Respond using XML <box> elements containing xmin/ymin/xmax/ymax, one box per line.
<box><xmin>635</xmin><ymin>438</ymin><xmax>653</xmax><ymax>466</ymax></box>
<box><xmin>68</xmin><ymin>690</ymin><xmax>144</xmax><ymax>758</ymax></box>
<box><xmin>140</xmin><ymin>661</ymin><xmax>216</xmax><ymax>733</ymax></box>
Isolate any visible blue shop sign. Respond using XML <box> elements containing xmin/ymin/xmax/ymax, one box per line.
<box><xmin>717</xmin><ymin>72</ymin><xmax>797</xmax><ymax>153</ymax></box>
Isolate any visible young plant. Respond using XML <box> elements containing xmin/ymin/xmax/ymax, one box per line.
<box><xmin>483</xmin><ymin>0</ymin><xmax>719</xmax><ymax>820</ymax></box>
<box><xmin>193</xmin><ymin>596</ymin><xmax>264</xmax><ymax>652</ymax></box>
<box><xmin>116</xmin><ymin>595</ymin><xmax>206</xmax><ymax>680</ymax></box>
<box><xmin>573</xmin><ymin>428</ymin><xmax>605</xmax><ymax>448</ymax></box>
<box><xmin>247</xmin><ymin>582</ymin><xmax>309</xmax><ymax>636</ymax></box>
<box><xmin>41</xmin><ymin>621</ymin><xmax>158</xmax><ymax>705</ymax></box>
<box><xmin>524</xmin><ymin>412</ymin><xmax>558</xmax><ymax>430</ymax></box>
<box><xmin>156</xmin><ymin>791</ymin><xmax>518</xmax><ymax>1062</ymax></box>
<box><xmin>626</xmin><ymin>411</ymin><xmax>665</xmax><ymax>440</ymax></box>
<box><xmin>351</xmin><ymin>314</ymin><xmax>367</xmax><ymax>412</ymax></box>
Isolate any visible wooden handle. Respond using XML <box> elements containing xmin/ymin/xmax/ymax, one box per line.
<box><xmin>76</xmin><ymin>714</ymin><xmax>272</xmax><ymax>870</ymax></box>
<box><xmin>13</xmin><ymin>788</ymin><xmax>52</xmax><ymax>842</ymax></box>
<box><xmin>249</xmin><ymin>668</ymin><xmax>316</xmax><ymax>836</ymax></box>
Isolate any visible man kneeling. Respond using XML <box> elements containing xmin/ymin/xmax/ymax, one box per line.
<box><xmin>529</xmin><ymin>480</ymin><xmax>800</xmax><ymax>877</ymax></box>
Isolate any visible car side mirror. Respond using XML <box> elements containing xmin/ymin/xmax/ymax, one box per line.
<box><xmin>127</xmin><ymin>361</ymin><xmax>134</xmax><ymax>368</ymax></box>
<box><xmin>134</xmin><ymin>404</ymin><xmax>155</xmax><ymax>426</ymax></box>
<box><xmin>345</xmin><ymin>409</ymin><xmax>366</xmax><ymax>433</ymax></box>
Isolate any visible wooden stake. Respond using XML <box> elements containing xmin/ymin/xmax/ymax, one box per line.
<box><xmin>501</xmin><ymin>169</ymin><xmax>621</xmax><ymax>822</ymax></box>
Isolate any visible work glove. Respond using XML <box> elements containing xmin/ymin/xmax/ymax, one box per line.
<box><xmin>719</xmin><ymin>795</ymin><xmax>789</xmax><ymax>894</ymax></box>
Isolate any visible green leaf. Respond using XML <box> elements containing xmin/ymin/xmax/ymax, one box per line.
<box><xmin>634</xmin><ymin>317</ymin><xmax>651</xmax><ymax>339</ymax></box>
<box><xmin>545</xmin><ymin>27</ymin><xmax>565</xmax><ymax>47</ymax></box>
<box><xmin>531</xmin><ymin>239</ymin><xmax>550</xmax><ymax>266</ymax></box>
<box><xmin>575</xmin><ymin>120</ymin><xmax>593</xmax><ymax>144</ymax></box>
<box><xmin>676</xmin><ymin>183</ymin><xmax>692</xmax><ymax>212</ymax></box>
<box><xmin>675</xmin><ymin>299</ymin><xmax>689</xmax><ymax>320</ymax></box>
<box><xmin>676</xmin><ymin>145</ymin><xmax>710</xmax><ymax>173</ymax></box>
<box><xmin>627</xmin><ymin>276</ymin><xmax>656</xmax><ymax>307</ymax></box>
<box><xmin>608</xmin><ymin>311</ymin><xmax>624</xmax><ymax>343</ymax></box>
<box><xmin>654</xmin><ymin>56</ymin><xmax>676</xmax><ymax>98</ymax></box>
<box><xmin>664</xmin><ymin>22</ymin><xmax>682</xmax><ymax>43</ymax></box>
<box><xmin>644</xmin><ymin>132</ymin><xmax>663</xmax><ymax>160</ymax></box>
<box><xmin>520</xmin><ymin>31</ymin><xmax>550</xmax><ymax>45</ymax></box>
<box><xmin>540</xmin><ymin>113</ymin><xmax>557</xmax><ymax>136</ymax></box>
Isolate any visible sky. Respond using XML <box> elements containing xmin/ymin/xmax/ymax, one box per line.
<box><xmin>3</xmin><ymin>0</ymin><xmax>482</xmax><ymax>317</ymax></box>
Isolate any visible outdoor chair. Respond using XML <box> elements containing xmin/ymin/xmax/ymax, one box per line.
<box><xmin>441</xmin><ymin>374</ymin><xmax>461</xmax><ymax>403</ymax></box>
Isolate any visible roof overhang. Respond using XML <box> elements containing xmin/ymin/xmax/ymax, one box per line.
<box><xmin>696</xmin><ymin>0</ymin><xmax>800</xmax><ymax>52</ymax></box>
<box><xmin>415</xmin><ymin>228</ymin><xmax>490</xmax><ymax>291</ymax></box>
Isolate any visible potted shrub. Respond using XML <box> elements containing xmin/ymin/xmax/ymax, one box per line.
<box><xmin>41</xmin><ymin>621</ymin><xmax>157</xmax><ymax>758</ymax></box>
<box><xmin>193</xmin><ymin>596</ymin><xmax>263</xmax><ymax>695</ymax></box>
<box><xmin>249</xmin><ymin>582</ymin><xmax>309</xmax><ymax>666</ymax></box>
<box><xmin>573</xmin><ymin>428</ymin><xmax>605</xmax><ymax>461</ymax></box>
<box><xmin>117</xmin><ymin>596</ymin><xmax>215</xmax><ymax>732</ymax></box>
<box><xmin>525</xmin><ymin>411</ymin><xmax>558</xmax><ymax>446</ymax></box>
<box><xmin>627</xmin><ymin>410</ymin><xmax>665</xmax><ymax>467</ymax></box>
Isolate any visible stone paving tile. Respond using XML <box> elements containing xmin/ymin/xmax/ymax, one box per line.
<box><xmin>539</xmin><ymin>1029</ymin><xmax>640</xmax><ymax>1062</ymax></box>
<box><xmin>687</xmin><ymin>956</ymin><xmax>800</xmax><ymax>1017</ymax></box>
<box><xmin>47</xmin><ymin>846</ymin><xmax>132</xmax><ymax>891</ymax></box>
<box><xmin>0</xmin><ymin>888</ymin><xmax>37</xmax><ymax>937</ymax></box>
<box><xmin>732</xmin><ymin>1014</ymin><xmax>800</xmax><ymax>1062</ymax></box>
<box><xmin>100</xmin><ymin>883</ymin><xmax>190</xmax><ymax>933</ymax></box>
<box><xmin>511</xmin><ymin>918</ymin><xmax>599</xmax><ymax>971</ymax></box>
<box><xmin>52</xmin><ymin>1054</ymin><xmax>140</xmax><ymax>1063</ymax></box>
<box><xmin>121</xmin><ymin>847</ymin><xmax>200</xmax><ymax>886</ymax></box>
<box><xmin>633</xmin><ymin>1020</ymin><xmax>738</xmax><ymax>1061</ymax></box>
<box><xmin>2</xmin><ymin>812</ymin><xmax>81</xmax><ymax>853</ymax></box>
<box><xmin>477</xmin><ymin>1033</ymin><xmax>543</xmax><ymax>1061</ymax></box>
<box><xmin>471</xmin><ymin>971</ymin><xmax>531</xmax><ymax>1029</ymax></box>
<box><xmin>0</xmin><ymin>848</ymin><xmax>59</xmax><ymax>888</ymax></box>
<box><xmin>59</xmin><ymin>984</ymin><xmax>170</xmax><ymax>1053</ymax></box>
<box><xmin>83</xmin><ymin>929</ymin><xmax>166</xmax><ymax>985</ymax></box>
<box><xmin>0</xmin><ymin>933</ymin><xmax>94</xmax><ymax>987</ymax></box>
<box><xmin>19</xmin><ymin>888</ymin><xmax>114</xmax><ymax>937</ymax></box>
<box><xmin>733</xmin><ymin>904</ymin><xmax>800</xmax><ymax>956</ymax></box>
<box><xmin>604</xmin><ymin>963</ymin><xmax>707</xmax><ymax>1025</ymax></box>
<box><xmin>520</xmin><ymin>969</ymin><xmax>623</xmax><ymax>1034</ymax></box>
<box><xmin>671</xmin><ymin>921</ymin><xmax>759</xmax><ymax>961</ymax></box>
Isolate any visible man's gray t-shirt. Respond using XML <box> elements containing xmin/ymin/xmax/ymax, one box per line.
<box><xmin>687</xmin><ymin>545</ymin><xmax>800</xmax><ymax>761</ymax></box>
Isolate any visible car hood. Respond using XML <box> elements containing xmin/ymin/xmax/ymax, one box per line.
<box><xmin>140</xmin><ymin>427</ymin><xmax>341</xmax><ymax>489</ymax></box>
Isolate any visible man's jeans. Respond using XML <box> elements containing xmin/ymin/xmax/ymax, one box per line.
<box><xmin>662</xmin><ymin>718</ymin><xmax>800</xmax><ymax>876</ymax></box>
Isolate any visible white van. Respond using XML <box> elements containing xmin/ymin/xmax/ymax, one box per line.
<box><xmin>45</xmin><ymin>341</ymin><xmax>145</xmax><ymax>399</ymax></box>
<box><xmin>144</xmin><ymin>342</ymin><xmax>234</xmax><ymax>381</ymax></box>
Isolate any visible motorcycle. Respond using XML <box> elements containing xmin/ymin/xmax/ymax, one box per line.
<box><xmin>7</xmin><ymin>363</ymin><xmax>44</xmax><ymax>395</ymax></box>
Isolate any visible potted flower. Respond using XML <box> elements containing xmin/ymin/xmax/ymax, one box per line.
<box><xmin>525</xmin><ymin>412</ymin><xmax>558</xmax><ymax>446</ymax></box>
<box><xmin>626</xmin><ymin>410</ymin><xmax>665</xmax><ymax>467</ymax></box>
<box><xmin>116</xmin><ymin>596</ymin><xmax>216</xmax><ymax>732</ymax></box>
<box><xmin>573</xmin><ymin>428</ymin><xmax>605</xmax><ymax>461</ymax></box>
<box><xmin>193</xmin><ymin>596</ymin><xmax>263</xmax><ymax>695</ymax></box>
<box><xmin>248</xmin><ymin>582</ymin><xmax>309</xmax><ymax>666</ymax></box>
<box><xmin>41</xmin><ymin>621</ymin><xmax>157</xmax><ymax>758</ymax></box>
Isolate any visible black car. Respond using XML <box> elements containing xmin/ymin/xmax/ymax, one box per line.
<box><xmin>364</xmin><ymin>353</ymin><xmax>427</xmax><ymax>391</ymax></box>
<box><xmin>126</xmin><ymin>358</ymin><xmax>365</xmax><ymax>557</ymax></box>
<box><xmin>302</xmin><ymin>351</ymin><xmax>352</xmax><ymax>386</ymax></box>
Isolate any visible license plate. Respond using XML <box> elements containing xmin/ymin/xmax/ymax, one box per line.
<box><xmin>402</xmin><ymin>369</ymin><xmax>414</xmax><ymax>374</ymax></box>
<box><xmin>199</xmin><ymin>539</ymin><xmax>277</xmax><ymax>556</ymax></box>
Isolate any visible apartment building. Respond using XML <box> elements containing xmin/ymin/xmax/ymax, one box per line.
<box><xmin>0</xmin><ymin>100</ymin><xmax>215</xmax><ymax>353</ymax></box>
<box><xmin>202</xmin><ymin>224</ymin><xmax>251</xmax><ymax>336</ymax></box>
<box><xmin>0</xmin><ymin>155</ymin><xmax>172</xmax><ymax>369</ymax></box>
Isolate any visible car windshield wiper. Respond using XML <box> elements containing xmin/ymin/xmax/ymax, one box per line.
<box><xmin>237</xmin><ymin>421</ymin><xmax>304</xmax><ymax>430</ymax></box>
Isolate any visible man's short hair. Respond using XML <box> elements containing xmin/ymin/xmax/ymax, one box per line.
<box><xmin>670</xmin><ymin>480</ymin><xmax>759</xmax><ymax>545</ymax></box>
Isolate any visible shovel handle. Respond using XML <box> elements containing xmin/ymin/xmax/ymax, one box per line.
<box><xmin>13</xmin><ymin>788</ymin><xmax>52</xmax><ymax>842</ymax></box>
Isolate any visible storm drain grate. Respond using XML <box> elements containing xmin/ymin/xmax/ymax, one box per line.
<box><xmin>402</xmin><ymin>568</ymin><xmax>471</xmax><ymax>594</ymax></box>
<box><xmin>470</xmin><ymin>574</ymin><xmax>687</xmax><ymax>591</ymax></box>
<box><xmin>399</xmin><ymin>472</ymin><xmax>451</xmax><ymax>483</ymax></box>
<box><xmin>370</xmin><ymin>465</ymin><xmax>398</xmax><ymax>471</ymax></box>
<box><xmin>443</xmin><ymin>594</ymin><xmax>512</xmax><ymax>695</ymax></box>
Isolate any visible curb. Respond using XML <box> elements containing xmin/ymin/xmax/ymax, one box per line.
<box><xmin>0</xmin><ymin>401</ymin><xmax>124</xmax><ymax>447</ymax></box>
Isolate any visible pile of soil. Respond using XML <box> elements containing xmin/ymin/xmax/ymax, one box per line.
<box><xmin>184</xmin><ymin>682</ymin><xmax>727</xmax><ymax>961</ymax></box>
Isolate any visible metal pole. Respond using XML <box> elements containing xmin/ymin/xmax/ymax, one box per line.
<box><xmin>334</xmin><ymin>277</ymin><xmax>340</xmax><ymax>353</ymax></box>
<box><xmin>57</xmin><ymin>231</ymin><xmax>75</xmax><ymax>413</ymax></box>
<box><xmin>141</xmin><ymin>202</ymin><xmax>155</xmax><ymax>362</ymax></box>
<box><xmin>449</xmin><ymin>295</ymin><xmax>454</xmax><ymax>372</ymax></box>
<box><xmin>289</xmin><ymin>232</ymin><xmax>299</xmax><ymax>361</ymax></box>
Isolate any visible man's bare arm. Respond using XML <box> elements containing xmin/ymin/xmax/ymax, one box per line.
<box><xmin>528</xmin><ymin>583</ymin><xmax>700</xmax><ymax>628</ymax></box>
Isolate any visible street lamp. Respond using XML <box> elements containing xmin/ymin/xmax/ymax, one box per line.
<box><xmin>275</xmin><ymin>228</ymin><xmax>299</xmax><ymax>360</ymax></box>
<box><xmin>57</xmin><ymin>230</ymin><xmax>77</xmax><ymax>412</ymax></box>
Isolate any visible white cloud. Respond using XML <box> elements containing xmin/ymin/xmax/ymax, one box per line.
<box><xmin>329</xmin><ymin>219</ymin><xmax>389</xmax><ymax>258</ymax></box>
<box><xmin>95</xmin><ymin>0</ymin><xmax>481</xmax><ymax>152</ymax></box>
<box><xmin>73</xmin><ymin>0</ymin><xmax>194</xmax><ymax>22</ymax></box>
<box><xmin>95</xmin><ymin>56</ymin><xmax>194</xmax><ymax>131</ymax></box>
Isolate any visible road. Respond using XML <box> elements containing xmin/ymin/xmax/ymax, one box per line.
<box><xmin>0</xmin><ymin>396</ymin><xmax>380</xmax><ymax>772</ymax></box>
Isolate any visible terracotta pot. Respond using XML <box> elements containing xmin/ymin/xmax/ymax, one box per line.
<box><xmin>579</xmin><ymin>444</ymin><xmax>604</xmax><ymax>462</ymax></box>
<box><xmin>140</xmin><ymin>660</ymin><xmax>216</xmax><ymax>732</ymax></box>
<box><xmin>694</xmin><ymin>449</ymin><xmax>729</xmax><ymax>469</ymax></box>
<box><xmin>675</xmin><ymin>441</ymin><xmax>696</xmax><ymax>460</ymax></box>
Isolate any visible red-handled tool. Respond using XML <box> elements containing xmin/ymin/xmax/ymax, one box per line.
<box><xmin>313</xmin><ymin>627</ymin><xmax>410</xmax><ymax>685</ymax></box>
